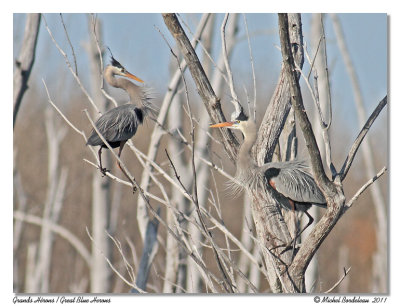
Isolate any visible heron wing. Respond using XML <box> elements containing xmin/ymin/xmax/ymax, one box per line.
<box><xmin>262</xmin><ymin>160</ymin><xmax>326</xmax><ymax>205</ymax></box>
<box><xmin>87</xmin><ymin>104</ymin><xmax>140</xmax><ymax>145</ymax></box>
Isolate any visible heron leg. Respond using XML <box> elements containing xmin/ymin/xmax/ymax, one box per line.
<box><xmin>298</xmin><ymin>210</ymin><xmax>314</xmax><ymax>238</ymax></box>
<box><xmin>280</xmin><ymin>210</ymin><xmax>314</xmax><ymax>255</ymax></box>
<box><xmin>98</xmin><ymin>147</ymin><xmax>109</xmax><ymax>176</ymax></box>
<box><xmin>116</xmin><ymin>141</ymin><xmax>126</xmax><ymax>170</ymax></box>
<box><xmin>289</xmin><ymin>200</ymin><xmax>297</xmax><ymax>259</ymax></box>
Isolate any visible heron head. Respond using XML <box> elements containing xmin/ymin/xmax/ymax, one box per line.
<box><xmin>209</xmin><ymin>120</ymin><xmax>244</xmax><ymax>130</ymax></box>
<box><xmin>210</xmin><ymin>117</ymin><xmax>257</xmax><ymax>140</ymax></box>
<box><xmin>209</xmin><ymin>111</ymin><xmax>250</xmax><ymax>130</ymax></box>
<box><xmin>109</xmin><ymin>55</ymin><xmax>144</xmax><ymax>83</ymax></box>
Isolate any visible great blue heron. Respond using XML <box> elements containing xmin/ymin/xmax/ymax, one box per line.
<box><xmin>87</xmin><ymin>55</ymin><xmax>153</xmax><ymax>175</ymax></box>
<box><xmin>210</xmin><ymin>116</ymin><xmax>327</xmax><ymax>240</ymax></box>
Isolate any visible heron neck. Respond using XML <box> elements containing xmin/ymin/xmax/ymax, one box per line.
<box><xmin>237</xmin><ymin>122</ymin><xmax>257</xmax><ymax>171</ymax></box>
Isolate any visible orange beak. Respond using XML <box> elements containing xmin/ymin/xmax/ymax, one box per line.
<box><xmin>125</xmin><ymin>71</ymin><xmax>144</xmax><ymax>83</ymax></box>
<box><xmin>209</xmin><ymin>122</ymin><xmax>234</xmax><ymax>128</ymax></box>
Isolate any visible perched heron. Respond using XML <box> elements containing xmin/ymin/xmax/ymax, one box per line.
<box><xmin>210</xmin><ymin>116</ymin><xmax>327</xmax><ymax>239</ymax></box>
<box><xmin>87</xmin><ymin>55</ymin><xmax>153</xmax><ymax>175</ymax></box>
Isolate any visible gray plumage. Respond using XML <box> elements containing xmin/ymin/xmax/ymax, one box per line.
<box><xmin>87</xmin><ymin>104</ymin><xmax>143</xmax><ymax>148</ymax></box>
<box><xmin>261</xmin><ymin>160</ymin><xmax>326</xmax><ymax>207</ymax></box>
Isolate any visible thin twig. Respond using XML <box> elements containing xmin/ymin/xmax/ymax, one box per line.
<box><xmin>324</xmin><ymin>267</ymin><xmax>351</xmax><ymax>293</ymax></box>
<box><xmin>344</xmin><ymin>167</ymin><xmax>387</xmax><ymax>211</ymax></box>
<box><xmin>221</xmin><ymin>13</ymin><xmax>243</xmax><ymax>119</ymax></box>
<box><xmin>83</xmin><ymin>158</ymin><xmax>167</xmax><ymax>205</ymax></box>
<box><xmin>42</xmin><ymin>15</ymin><xmax>100</xmax><ymax>114</ymax></box>
<box><xmin>294</xmin><ymin>62</ymin><xmax>335</xmax><ymax>175</ymax></box>
<box><xmin>243</xmin><ymin>13</ymin><xmax>257</xmax><ymax>121</ymax></box>
<box><xmin>88</xmin><ymin>14</ymin><xmax>118</xmax><ymax>108</ymax></box>
<box><xmin>305</xmin><ymin>35</ymin><xmax>323</xmax><ymax>81</ymax></box>
<box><xmin>105</xmin><ymin>231</ymin><xmax>136</xmax><ymax>285</ymax></box>
<box><xmin>319</xmin><ymin>15</ymin><xmax>333</xmax><ymax>129</ymax></box>
<box><xmin>175</xmin><ymin>127</ymin><xmax>237</xmax><ymax>183</ymax></box>
<box><xmin>201</xmin><ymin>207</ymin><xmax>267</xmax><ymax>278</ymax></box>
<box><xmin>89</xmin><ymin>144</ymin><xmax>224</xmax><ymax>291</ymax></box>
<box><xmin>177</xmin><ymin>14</ymin><xmax>229</xmax><ymax>84</ymax></box>
<box><xmin>85</xmin><ymin>227</ymin><xmax>146</xmax><ymax>293</ymax></box>
<box><xmin>294</xmin><ymin>61</ymin><xmax>327</xmax><ymax>128</ymax></box>
<box><xmin>43</xmin><ymin>79</ymin><xmax>86</xmax><ymax>138</ymax></box>
<box><xmin>59</xmin><ymin>13</ymin><xmax>78</xmax><ymax>76</ymax></box>
<box><xmin>166</xmin><ymin>149</ymin><xmax>258</xmax><ymax>293</ymax></box>
<box><xmin>14</xmin><ymin>211</ymin><xmax>91</xmax><ymax>268</ymax></box>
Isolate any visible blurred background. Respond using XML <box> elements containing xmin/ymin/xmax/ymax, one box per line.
<box><xmin>13</xmin><ymin>13</ymin><xmax>387</xmax><ymax>293</ymax></box>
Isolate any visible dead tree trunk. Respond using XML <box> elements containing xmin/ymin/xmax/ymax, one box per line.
<box><xmin>85</xmin><ymin>16</ymin><xmax>112</xmax><ymax>293</ymax></box>
<box><xmin>13</xmin><ymin>13</ymin><xmax>41</xmax><ymax>129</ymax></box>
<box><xmin>25</xmin><ymin>109</ymin><xmax>68</xmax><ymax>292</ymax></box>
<box><xmin>303</xmin><ymin>13</ymin><xmax>329</xmax><ymax>292</ymax></box>
<box><xmin>164</xmin><ymin>64</ymin><xmax>190</xmax><ymax>292</ymax></box>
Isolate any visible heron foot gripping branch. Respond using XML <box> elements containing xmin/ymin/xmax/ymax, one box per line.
<box><xmin>99</xmin><ymin>166</ymin><xmax>110</xmax><ymax>177</ymax></box>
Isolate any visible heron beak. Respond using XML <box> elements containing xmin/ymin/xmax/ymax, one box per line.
<box><xmin>209</xmin><ymin>122</ymin><xmax>234</xmax><ymax>128</ymax></box>
<box><xmin>125</xmin><ymin>71</ymin><xmax>144</xmax><ymax>83</ymax></box>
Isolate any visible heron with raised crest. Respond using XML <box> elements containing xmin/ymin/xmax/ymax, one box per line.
<box><xmin>86</xmin><ymin>54</ymin><xmax>155</xmax><ymax>176</ymax></box>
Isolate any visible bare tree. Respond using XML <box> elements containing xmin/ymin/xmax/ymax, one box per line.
<box><xmin>303</xmin><ymin>13</ymin><xmax>329</xmax><ymax>292</ymax></box>
<box><xmin>84</xmin><ymin>16</ymin><xmax>112</xmax><ymax>293</ymax></box>
<box><xmin>24</xmin><ymin>109</ymin><xmax>68</xmax><ymax>292</ymax></box>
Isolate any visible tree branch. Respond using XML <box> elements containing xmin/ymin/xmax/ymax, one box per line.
<box><xmin>277</xmin><ymin>13</ymin><xmax>333</xmax><ymax>194</ymax></box>
<box><xmin>13</xmin><ymin>211</ymin><xmax>92</xmax><ymax>268</ymax></box>
<box><xmin>221</xmin><ymin>13</ymin><xmax>244</xmax><ymax>119</ymax></box>
<box><xmin>136</xmin><ymin>13</ymin><xmax>211</xmax><ymax>240</ymax></box>
<box><xmin>162</xmin><ymin>13</ymin><xmax>239</xmax><ymax>162</ymax></box>
<box><xmin>343</xmin><ymin>167</ymin><xmax>387</xmax><ymax>212</ymax></box>
<box><xmin>324</xmin><ymin>267</ymin><xmax>351</xmax><ymax>293</ymax></box>
<box><xmin>254</xmin><ymin>13</ymin><xmax>304</xmax><ymax>165</ymax></box>
<box><xmin>339</xmin><ymin>96</ymin><xmax>387</xmax><ymax>181</ymax></box>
